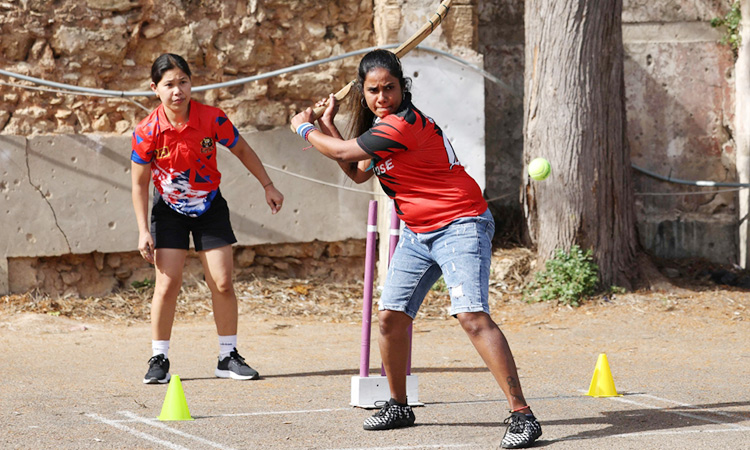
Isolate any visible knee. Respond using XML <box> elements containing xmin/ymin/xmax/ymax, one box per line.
<box><xmin>457</xmin><ymin>312</ymin><xmax>494</xmax><ymax>337</ymax></box>
<box><xmin>211</xmin><ymin>278</ymin><xmax>234</xmax><ymax>295</ymax></box>
<box><xmin>378</xmin><ymin>312</ymin><xmax>410</xmax><ymax>338</ymax></box>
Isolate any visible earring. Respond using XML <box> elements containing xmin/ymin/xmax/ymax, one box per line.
<box><xmin>361</xmin><ymin>97</ymin><xmax>368</xmax><ymax>109</ymax></box>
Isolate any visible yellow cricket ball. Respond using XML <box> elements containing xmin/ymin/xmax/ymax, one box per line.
<box><xmin>528</xmin><ymin>157</ymin><xmax>551</xmax><ymax>181</ymax></box>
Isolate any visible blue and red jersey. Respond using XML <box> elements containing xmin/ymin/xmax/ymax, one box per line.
<box><xmin>357</xmin><ymin>95</ymin><xmax>487</xmax><ymax>233</ymax></box>
<box><xmin>131</xmin><ymin>100</ymin><xmax>239</xmax><ymax>217</ymax></box>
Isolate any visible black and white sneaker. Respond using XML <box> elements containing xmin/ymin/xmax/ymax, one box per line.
<box><xmin>363</xmin><ymin>398</ymin><xmax>416</xmax><ymax>431</ymax></box>
<box><xmin>143</xmin><ymin>354</ymin><xmax>171</xmax><ymax>384</ymax></box>
<box><xmin>500</xmin><ymin>412</ymin><xmax>542</xmax><ymax>448</ymax></box>
<box><xmin>215</xmin><ymin>348</ymin><xmax>259</xmax><ymax>380</ymax></box>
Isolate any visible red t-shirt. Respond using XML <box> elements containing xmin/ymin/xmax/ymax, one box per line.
<box><xmin>356</xmin><ymin>97</ymin><xmax>487</xmax><ymax>233</ymax></box>
<box><xmin>131</xmin><ymin>100</ymin><xmax>239</xmax><ymax>216</ymax></box>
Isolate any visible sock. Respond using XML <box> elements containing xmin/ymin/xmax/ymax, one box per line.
<box><xmin>389</xmin><ymin>397</ymin><xmax>408</xmax><ymax>407</ymax></box>
<box><xmin>218</xmin><ymin>335</ymin><xmax>237</xmax><ymax>359</ymax></box>
<box><xmin>152</xmin><ymin>340</ymin><xmax>170</xmax><ymax>359</ymax></box>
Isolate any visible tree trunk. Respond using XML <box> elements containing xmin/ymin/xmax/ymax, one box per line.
<box><xmin>522</xmin><ymin>0</ymin><xmax>639</xmax><ymax>289</ymax></box>
<box><xmin>736</xmin><ymin>0</ymin><xmax>750</xmax><ymax>268</ymax></box>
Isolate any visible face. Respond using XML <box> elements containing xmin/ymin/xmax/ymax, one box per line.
<box><xmin>362</xmin><ymin>67</ymin><xmax>402</xmax><ymax>119</ymax></box>
<box><xmin>151</xmin><ymin>68</ymin><xmax>191</xmax><ymax>115</ymax></box>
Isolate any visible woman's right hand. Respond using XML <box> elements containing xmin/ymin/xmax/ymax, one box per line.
<box><xmin>138</xmin><ymin>231</ymin><xmax>155</xmax><ymax>264</ymax></box>
<box><xmin>316</xmin><ymin>94</ymin><xmax>338</xmax><ymax>128</ymax></box>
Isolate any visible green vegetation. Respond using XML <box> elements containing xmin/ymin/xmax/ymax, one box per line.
<box><xmin>432</xmin><ymin>276</ymin><xmax>448</xmax><ymax>292</ymax></box>
<box><xmin>131</xmin><ymin>278</ymin><xmax>155</xmax><ymax>290</ymax></box>
<box><xmin>524</xmin><ymin>245</ymin><xmax>599</xmax><ymax>307</ymax></box>
<box><xmin>711</xmin><ymin>2</ymin><xmax>742</xmax><ymax>58</ymax></box>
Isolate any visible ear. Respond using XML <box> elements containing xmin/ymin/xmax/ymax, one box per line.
<box><xmin>150</xmin><ymin>81</ymin><xmax>157</xmax><ymax>93</ymax></box>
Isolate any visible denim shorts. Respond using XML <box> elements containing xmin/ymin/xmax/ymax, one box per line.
<box><xmin>379</xmin><ymin>209</ymin><xmax>495</xmax><ymax>318</ymax></box>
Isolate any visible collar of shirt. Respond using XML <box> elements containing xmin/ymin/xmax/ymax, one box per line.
<box><xmin>157</xmin><ymin>99</ymin><xmax>199</xmax><ymax>132</ymax></box>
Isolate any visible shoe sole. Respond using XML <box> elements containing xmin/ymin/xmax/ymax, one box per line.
<box><xmin>214</xmin><ymin>368</ymin><xmax>259</xmax><ymax>380</ymax></box>
<box><xmin>143</xmin><ymin>373</ymin><xmax>171</xmax><ymax>384</ymax></box>
<box><xmin>363</xmin><ymin>421</ymin><xmax>415</xmax><ymax>431</ymax></box>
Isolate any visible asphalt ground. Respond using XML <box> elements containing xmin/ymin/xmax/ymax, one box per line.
<box><xmin>1</xmin><ymin>301</ymin><xmax>748</xmax><ymax>450</ymax></box>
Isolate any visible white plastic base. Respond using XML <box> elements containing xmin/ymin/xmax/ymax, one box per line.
<box><xmin>350</xmin><ymin>375</ymin><xmax>421</xmax><ymax>408</ymax></box>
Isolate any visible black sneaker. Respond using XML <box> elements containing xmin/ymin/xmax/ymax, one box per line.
<box><xmin>500</xmin><ymin>412</ymin><xmax>542</xmax><ymax>448</ymax></box>
<box><xmin>363</xmin><ymin>398</ymin><xmax>416</xmax><ymax>431</ymax></box>
<box><xmin>143</xmin><ymin>354</ymin><xmax>171</xmax><ymax>384</ymax></box>
<box><xmin>215</xmin><ymin>348</ymin><xmax>259</xmax><ymax>380</ymax></box>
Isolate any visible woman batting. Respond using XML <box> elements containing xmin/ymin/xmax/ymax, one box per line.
<box><xmin>131</xmin><ymin>53</ymin><xmax>283</xmax><ymax>384</ymax></box>
<box><xmin>291</xmin><ymin>49</ymin><xmax>541</xmax><ymax>449</ymax></box>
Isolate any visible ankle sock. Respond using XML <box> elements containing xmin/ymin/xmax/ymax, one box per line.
<box><xmin>152</xmin><ymin>340</ymin><xmax>169</xmax><ymax>359</ymax></box>
<box><xmin>219</xmin><ymin>335</ymin><xmax>237</xmax><ymax>359</ymax></box>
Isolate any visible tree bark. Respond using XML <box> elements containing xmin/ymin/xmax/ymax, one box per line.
<box><xmin>522</xmin><ymin>0</ymin><xmax>639</xmax><ymax>289</ymax></box>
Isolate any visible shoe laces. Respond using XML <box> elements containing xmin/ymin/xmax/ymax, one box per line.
<box><xmin>372</xmin><ymin>400</ymin><xmax>390</xmax><ymax>417</ymax></box>
<box><xmin>148</xmin><ymin>354</ymin><xmax>166</xmax><ymax>365</ymax></box>
<box><xmin>503</xmin><ymin>413</ymin><xmax>526</xmax><ymax>433</ymax></box>
<box><xmin>229</xmin><ymin>349</ymin><xmax>246</xmax><ymax>364</ymax></box>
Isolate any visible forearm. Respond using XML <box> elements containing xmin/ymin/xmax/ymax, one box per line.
<box><xmin>337</xmin><ymin>160</ymin><xmax>374</xmax><ymax>184</ymax></box>
<box><xmin>307</xmin><ymin>130</ymin><xmax>368</xmax><ymax>163</ymax></box>
<box><xmin>318</xmin><ymin>118</ymin><xmax>343</xmax><ymax>140</ymax></box>
<box><xmin>131</xmin><ymin>163</ymin><xmax>151</xmax><ymax>233</ymax></box>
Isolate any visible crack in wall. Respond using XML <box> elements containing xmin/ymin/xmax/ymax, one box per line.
<box><xmin>23</xmin><ymin>139</ymin><xmax>72</xmax><ymax>253</ymax></box>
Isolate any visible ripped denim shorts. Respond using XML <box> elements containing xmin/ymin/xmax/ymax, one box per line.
<box><xmin>378</xmin><ymin>208</ymin><xmax>495</xmax><ymax>318</ymax></box>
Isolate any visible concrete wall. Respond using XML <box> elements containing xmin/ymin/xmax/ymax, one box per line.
<box><xmin>623</xmin><ymin>4</ymin><xmax>737</xmax><ymax>263</ymax></box>
<box><xmin>0</xmin><ymin>130</ymin><xmax>373</xmax><ymax>293</ymax></box>
<box><xmin>479</xmin><ymin>0</ymin><xmax>738</xmax><ymax>263</ymax></box>
<box><xmin>0</xmin><ymin>24</ymin><xmax>485</xmax><ymax>295</ymax></box>
<box><xmin>0</xmin><ymin>0</ymin><xmax>484</xmax><ymax>296</ymax></box>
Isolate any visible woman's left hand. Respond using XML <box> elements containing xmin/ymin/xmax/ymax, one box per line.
<box><xmin>264</xmin><ymin>184</ymin><xmax>284</xmax><ymax>214</ymax></box>
<box><xmin>291</xmin><ymin>107</ymin><xmax>315</xmax><ymax>132</ymax></box>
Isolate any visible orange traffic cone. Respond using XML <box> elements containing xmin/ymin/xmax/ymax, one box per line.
<box><xmin>586</xmin><ymin>353</ymin><xmax>622</xmax><ymax>397</ymax></box>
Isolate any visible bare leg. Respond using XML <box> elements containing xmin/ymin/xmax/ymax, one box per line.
<box><xmin>199</xmin><ymin>245</ymin><xmax>238</xmax><ymax>336</ymax></box>
<box><xmin>377</xmin><ymin>310</ymin><xmax>413</xmax><ymax>404</ymax></box>
<box><xmin>457</xmin><ymin>311</ymin><xmax>530</xmax><ymax>413</ymax></box>
<box><xmin>151</xmin><ymin>248</ymin><xmax>188</xmax><ymax>340</ymax></box>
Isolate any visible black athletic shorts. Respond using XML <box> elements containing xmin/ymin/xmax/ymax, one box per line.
<box><xmin>150</xmin><ymin>190</ymin><xmax>237</xmax><ymax>251</ymax></box>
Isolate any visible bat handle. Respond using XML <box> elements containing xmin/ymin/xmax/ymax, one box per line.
<box><xmin>289</xmin><ymin>80</ymin><xmax>356</xmax><ymax>133</ymax></box>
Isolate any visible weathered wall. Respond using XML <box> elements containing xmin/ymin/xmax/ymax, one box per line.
<box><xmin>479</xmin><ymin>0</ymin><xmax>738</xmax><ymax>263</ymax></box>
<box><xmin>623</xmin><ymin>2</ymin><xmax>738</xmax><ymax>263</ymax></box>
<box><xmin>2</xmin><ymin>0</ymin><xmax>740</xmax><ymax>297</ymax></box>
<box><xmin>0</xmin><ymin>0</ymin><xmax>479</xmax><ymax>296</ymax></box>
<box><xmin>0</xmin><ymin>0</ymin><xmax>375</xmax><ymax>135</ymax></box>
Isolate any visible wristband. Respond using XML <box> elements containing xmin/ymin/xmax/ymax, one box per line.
<box><xmin>262</xmin><ymin>181</ymin><xmax>274</xmax><ymax>189</ymax></box>
<box><xmin>303</xmin><ymin>126</ymin><xmax>317</xmax><ymax>141</ymax></box>
<box><xmin>296</xmin><ymin>122</ymin><xmax>315</xmax><ymax>140</ymax></box>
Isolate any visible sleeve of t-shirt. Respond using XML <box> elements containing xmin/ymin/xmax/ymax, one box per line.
<box><xmin>131</xmin><ymin>122</ymin><xmax>155</xmax><ymax>165</ymax></box>
<box><xmin>213</xmin><ymin>110</ymin><xmax>240</xmax><ymax>149</ymax></box>
<box><xmin>356</xmin><ymin>117</ymin><xmax>411</xmax><ymax>162</ymax></box>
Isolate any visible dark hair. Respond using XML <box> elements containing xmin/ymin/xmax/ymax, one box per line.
<box><xmin>347</xmin><ymin>49</ymin><xmax>412</xmax><ymax>138</ymax></box>
<box><xmin>151</xmin><ymin>53</ymin><xmax>192</xmax><ymax>85</ymax></box>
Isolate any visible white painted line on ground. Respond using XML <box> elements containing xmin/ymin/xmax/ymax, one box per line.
<box><xmin>611</xmin><ymin>395</ymin><xmax>750</xmax><ymax>430</ymax></box>
<box><xmin>639</xmin><ymin>393</ymin><xmax>749</xmax><ymax>422</ymax></box>
<box><xmin>610</xmin><ymin>427</ymin><xmax>750</xmax><ymax>438</ymax></box>
<box><xmin>118</xmin><ymin>411</ymin><xmax>237</xmax><ymax>450</ymax></box>
<box><xmin>86</xmin><ymin>413</ymin><xmax>192</xmax><ymax>450</ymax></box>
<box><xmin>216</xmin><ymin>406</ymin><xmax>351</xmax><ymax>417</ymax></box>
<box><xmin>331</xmin><ymin>445</ymin><xmax>476</xmax><ymax>450</ymax></box>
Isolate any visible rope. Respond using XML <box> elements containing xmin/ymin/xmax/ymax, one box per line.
<box><xmin>3</xmin><ymin>48</ymin><xmax>743</xmax><ymax>197</ymax></box>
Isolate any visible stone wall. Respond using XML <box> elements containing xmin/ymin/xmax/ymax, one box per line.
<box><xmin>0</xmin><ymin>0</ymin><xmax>375</xmax><ymax>135</ymax></box>
<box><xmin>0</xmin><ymin>0</ymin><xmax>476</xmax><ymax>297</ymax></box>
<box><xmin>1</xmin><ymin>0</ymin><xmax>742</xmax><ymax>296</ymax></box>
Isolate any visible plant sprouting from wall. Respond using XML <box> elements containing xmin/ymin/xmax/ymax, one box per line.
<box><xmin>711</xmin><ymin>1</ymin><xmax>742</xmax><ymax>59</ymax></box>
